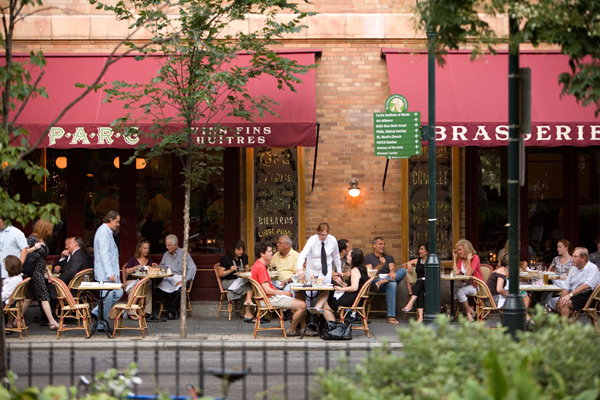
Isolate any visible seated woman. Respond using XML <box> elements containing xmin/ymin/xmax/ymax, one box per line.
<box><xmin>218</xmin><ymin>240</ymin><xmax>254</xmax><ymax>322</ymax></box>
<box><xmin>549</xmin><ymin>239</ymin><xmax>573</xmax><ymax>280</ymax></box>
<box><xmin>2</xmin><ymin>255</ymin><xmax>24</xmax><ymax>329</ymax></box>
<box><xmin>123</xmin><ymin>239</ymin><xmax>158</xmax><ymax>319</ymax></box>
<box><xmin>452</xmin><ymin>239</ymin><xmax>484</xmax><ymax>321</ymax></box>
<box><xmin>315</xmin><ymin>248</ymin><xmax>370</xmax><ymax>322</ymax></box>
<box><xmin>486</xmin><ymin>265</ymin><xmax>508</xmax><ymax>306</ymax></box>
<box><xmin>401</xmin><ymin>242</ymin><xmax>429</xmax><ymax>323</ymax></box>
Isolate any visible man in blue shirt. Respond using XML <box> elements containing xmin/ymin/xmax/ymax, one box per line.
<box><xmin>0</xmin><ymin>217</ymin><xmax>28</xmax><ymax>279</ymax></box>
<box><xmin>92</xmin><ymin>210</ymin><xmax>123</xmax><ymax>328</ymax></box>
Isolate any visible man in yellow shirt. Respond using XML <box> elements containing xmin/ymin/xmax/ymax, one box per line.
<box><xmin>271</xmin><ymin>235</ymin><xmax>299</xmax><ymax>290</ymax></box>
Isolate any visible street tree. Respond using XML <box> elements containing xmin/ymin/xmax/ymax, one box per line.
<box><xmin>93</xmin><ymin>0</ymin><xmax>314</xmax><ymax>337</ymax></box>
<box><xmin>416</xmin><ymin>0</ymin><xmax>600</xmax><ymax>115</ymax></box>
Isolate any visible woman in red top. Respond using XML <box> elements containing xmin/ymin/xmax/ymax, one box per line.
<box><xmin>452</xmin><ymin>239</ymin><xmax>483</xmax><ymax>321</ymax></box>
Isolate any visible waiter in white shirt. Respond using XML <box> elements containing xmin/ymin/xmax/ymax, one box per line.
<box><xmin>296</xmin><ymin>222</ymin><xmax>341</xmax><ymax>284</ymax></box>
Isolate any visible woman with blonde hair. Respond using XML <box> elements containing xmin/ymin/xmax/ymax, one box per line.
<box><xmin>452</xmin><ymin>239</ymin><xmax>484</xmax><ymax>321</ymax></box>
<box><xmin>20</xmin><ymin>219</ymin><xmax>60</xmax><ymax>330</ymax></box>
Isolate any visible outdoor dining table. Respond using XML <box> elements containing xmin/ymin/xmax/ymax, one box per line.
<box><xmin>235</xmin><ymin>271</ymin><xmax>279</xmax><ymax>279</ymax></box>
<box><xmin>441</xmin><ymin>273</ymin><xmax>473</xmax><ymax>318</ymax></box>
<box><xmin>76</xmin><ymin>282</ymin><xmax>123</xmax><ymax>338</ymax></box>
<box><xmin>519</xmin><ymin>283</ymin><xmax>563</xmax><ymax>292</ymax></box>
<box><xmin>290</xmin><ymin>283</ymin><xmax>336</xmax><ymax>339</ymax></box>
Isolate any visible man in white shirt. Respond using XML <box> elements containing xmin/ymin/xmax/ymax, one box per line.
<box><xmin>0</xmin><ymin>217</ymin><xmax>28</xmax><ymax>279</ymax></box>
<box><xmin>296</xmin><ymin>222</ymin><xmax>341</xmax><ymax>284</ymax></box>
<box><xmin>547</xmin><ymin>247</ymin><xmax>600</xmax><ymax>317</ymax></box>
<box><xmin>155</xmin><ymin>234</ymin><xmax>196</xmax><ymax>320</ymax></box>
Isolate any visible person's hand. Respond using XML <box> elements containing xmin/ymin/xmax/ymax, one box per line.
<box><xmin>333</xmin><ymin>275</ymin><xmax>343</xmax><ymax>285</ymax></box>
<box><xmin>389</xmin><ymin>271</ymin><xmax>396</xmax><ymax>280</ymax></box>
<box><xmin>452</xmin><ymin>249</ymin><xmax>457</xmax><ymax>259</ymax></box>
<box><xmin>378</xmin><ymin>256</ymin><xmax>386</xmax><ymax>265</ymax></box>
<box><xmin>177</xmin><ymin>281</ymin><xmax>183</xmax><ymax>286</ymax></box>
<box><xmin>230</xmin><ymin>265</ymin><xmax>238</xmax><ymax>272</ymax></box>
<box><xmin>54</xmin><ymin>266</ymin><xmax>61</xmax><ymax>274</ymax></box>
<box><xmin>34</xmin><ymin>242</ymin><xmax>42</xmax><ymax>250</ymax></box>
<box><xmin>559</xmin><ymin>294</ymin><xmax>571</xmax><ymax>306</ymax></box>
<box><xmin>151</xmin><ymin>263</ymin><xmax>158</xmax><ymax>268</ymax></box>
<box><xmin>109</xmin><ymin>275</ymin><xmax>116</xmax><ymax>282</ymax></box>
<box><xmin>61</xmin><ymin>249</ymin><xmax>69</xmax><ymax>258</ymax></box>
<box><xmin>467</xmin><ymin>253</ymin><xmax>473</xmax><ymax>263</ymax></box>
<box><xmin>282</xmin><ymin>290</ymin><xmax>292</xmax><ymax>297</ymax></box>
<box><xmin>297</xmin><ymin>270</ymin><xmax>305</xmax><ymax>280</ymax></box>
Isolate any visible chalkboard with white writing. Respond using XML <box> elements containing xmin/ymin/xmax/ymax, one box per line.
<box><xmin>254</xmin><ymin>148</ymin><xmax>298</xmax><ymax>249</ymax></box>
<box><xmin>408</xmin><ymin>146</ymin><xmax>452</xmax><ymax>259</ymax></box>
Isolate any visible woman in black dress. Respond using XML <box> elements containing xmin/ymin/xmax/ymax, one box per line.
<box><xmin>401</xmin><ymin>242</ymin><xmax>428</xmax><ymax>322</ymax></box>
<box><xmin>20</xmin><ymin>219</ymin><xmax>60</xmax><ymax>330</ymax></box>
<box><xmin>320</xmin><ymin>248</ymin><xmax>369</xmax><ymax>322</ymax></box>
<box><xmin>218</xmin><ymin>240</ymin><xmax>254</xmax><ymax>321</ymax></box>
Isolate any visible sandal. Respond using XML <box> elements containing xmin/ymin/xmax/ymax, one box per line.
<box><xmin>387</xmin><ymin>317</ymin><xmax>399</xmax><ymax>324</ymax></box>
<box><xmin>402</xmin><ymin>307</ymin><xmax>412</xmax><ymax>313</ymax></box>
<box><xmin>49</xmin><ymin>322</ymin><xmax>60</xmax><ymax>331</ymax></box>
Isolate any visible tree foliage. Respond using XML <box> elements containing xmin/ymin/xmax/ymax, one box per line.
<box><xmin>92</xmin><ymin>0</ymin><xmax>314</xmax><ymax>336</ymax></box>
<box><xmin>416</xmin><ymin>0</ymin><xmax>600</xmax><ymax>115</ymax></box>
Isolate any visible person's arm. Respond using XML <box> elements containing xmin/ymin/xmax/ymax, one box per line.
<box><xmin>260</xmin><ymin>281</ymin><xmax>291</xmax><ymax>297</ymax></box>
<box><xmin>94</xmin><ymin>230</ymin><xmax>111</xmax><ymax>281</ymax></box>
<box><xmin>331</xmin><ymin>239</ymin><xmax>341</xmax><ymax>274</ymax></box>
<box><xmin>388</xmin><ymin>260</ymin><xmax>397</xmax><ymax>280</ymax></box>
<box><xmin>296</xmin><ymin>236</ymin><xmax>314</xmax><ymax>278</ymax></box>
<box><xmin>466</xmin><ymin>253</ymin><xmax>480</xmax><ymax>276</ymax></box>
<box><xmin>496</xmin><ymin>276</ymin><xmax>508</xmax><ymax>297</ymax></box>
<box><xmin>218</xmin><ymin>265</ymin><xmax>236</xmax><ymax>278</ymax></box>
<box><xmin>406</xmin><ymin>259</ymin><xmax>418</xmax><ymax>274</ymax></box>
<box><xmin>340</xmin><ymin>268</ymin><xmax>360</xmax><ymax>292</ymax></box>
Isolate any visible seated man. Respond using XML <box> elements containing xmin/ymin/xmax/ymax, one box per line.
<box><xmin>155</xmin><ymin>234</ymin><xmax>197</xmax><ymax>320</ymax></box>
<box><xmin>54</xmin><ymin>237</ymin><xmax>89</xmax><ymax>286</ymax></box>
<box><xmin>251</xmin><ymin>242</ymin><xmax>306</xmax><ymax>336</ymax></box>
<box><xmin>547</xmin><ymin>247</ymin><xmax>600</xmax><ymax>317</ymax></box>
<box><xmin>365</xmin><ymin>236</ymin><xmax>407</xmax><ymax>324</ymax></box>
<box><xmin>271</xmin><ymin>235</ymin><xmax>299</xmax><ymax>291</ymax></box>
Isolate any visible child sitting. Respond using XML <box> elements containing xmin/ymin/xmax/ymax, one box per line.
<box><xmin>2</xmin><ymin>255</ymin><xmax>23</xmax><ymax>305</ymax></box>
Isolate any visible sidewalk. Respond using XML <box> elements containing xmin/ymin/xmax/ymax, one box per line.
<box><xmin>5</xmin><ymin>301</ymin><xmax>411</xmax><ymax>350</ymax></box>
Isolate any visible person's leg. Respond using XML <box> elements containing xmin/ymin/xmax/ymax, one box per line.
<box><xmin>322</xmin><ymin>302</ymin><xmax>336</xmax><ymax>322</ymax></box>
<box><xmin>416</xmin><ymin>308</ymin><xmax>424</xmax><ymax>322</ymax></box>
<box><xmin>403</xmin><ymin>295</ymin><xmax>418</xmax><ymax>312</ymax></box>
<box><xmin>102</xmin><ymin>288</ymin><xmax>124</xmax><ymax>321</ymax></box>
<box><xmin>41</xmin><ymin>300</ymin><xmax>59</xmax><ymax>328</ymax></box>
<box><xmin>456</xmin><ymin>285</ymin><xmax>475</xmax><ymax>321</ymax></box>
<box><xmin>20</xmin><ymin>298</ymin><xmax>32</xmax><ymax>316</ymax></box>
<box><xmin>313</xmin><ymin>291</ymin><xmax>328</xmax><ymax>312</ymax></box>
<box><xmin>168</xmin><ymin>288</ymin><xmax>182</xmax><ymax>317</ymax></box>
<box><xmin>557</xmin><ymin>300</ymin><xmax>572</xmax><ymax>318</ymax></box>
<box><xmin>288</xmin><ymin>298</ymin><xmax>306</xmax><ymax>332</ymax></box>
<box><xmin>384</xmin><ymin>280</ymin><xmax>398</xmax><ymax>323</ymax></box>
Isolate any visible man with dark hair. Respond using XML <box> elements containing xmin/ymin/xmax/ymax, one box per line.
<box><xmin>337</xmin><ymin>238</ymin><xmax>351</xmax><ymax>279</ymax></box>
<box><xmin>547</xmin><ymin>247</ymin><xmax>600</xmax><ymax>317</ymax></box>
<box><xmin>92</xmin><ymin>211</ymin><xmax>123</xmax><ymax>329</ymax></box>
<box><xmin>365</xmin><ymin>236</ymin><xmax>407</xmax><ymax>324</ymax></box>
<box><xmin>251</xmin><ymin>243</ymin><xmax>306</xmax><ymax>336</ymax></box>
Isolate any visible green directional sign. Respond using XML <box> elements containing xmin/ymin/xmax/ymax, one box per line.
<box><xmin>373</xmin><ymin>111</ymin><xmax>422</xmax><ymax>158</ymax></box>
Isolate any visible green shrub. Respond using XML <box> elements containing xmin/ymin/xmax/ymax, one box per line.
<box><xmin>316</xmin><ymin>309</ymin><xmax>600</xmax><ymax>400</ymax></box>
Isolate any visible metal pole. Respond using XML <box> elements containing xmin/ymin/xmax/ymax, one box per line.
<box><xmin>423</xmin><ymin>25</ymin><xmax>441</xmax><ymax>324</ymax></box>
<box><xmin>502</xmin><ymin>12</ymin><xmax>527</xmax><ymax>336</ymax></box>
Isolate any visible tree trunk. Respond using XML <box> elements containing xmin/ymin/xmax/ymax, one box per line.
<box><xmin>179</xmin><ymin>131</ymin><xmax>193</xmax><ymax>338</ymax></box>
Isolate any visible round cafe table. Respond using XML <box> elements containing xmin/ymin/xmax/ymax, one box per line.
<box><xmin>440</xmin><ymin>274</ymin><xmax>473</xmax><ymax>319</ymax></box>
<box><xmin>290</xmin><ymin>284</ymin><xmax>336</xmax><ymax>338</ymax></box>
<box><xmin>76</xmin><ymin>282</ymin><xmax>123</xmax><ymax>338</ymax></box>
<box><xmin>130</xmin><ymin>271</ymin><xmax>174</xmax><ymax>312</ymax></box>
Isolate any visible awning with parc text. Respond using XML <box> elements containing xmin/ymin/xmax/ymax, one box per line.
<box><xmin>12</xmin><ymin>50</ymin><xmax>319</xmax><ymax>149</ymax></box>
<box><xmin>383</xmin><ymin>49</ymin><xmax>599</xmax><ymax>147</ymax></box>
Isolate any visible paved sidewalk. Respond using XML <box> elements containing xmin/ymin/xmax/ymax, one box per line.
<box><xmin>6</xmin><ymin>301</ymin><xmax>413</xmax><ymax>349</ymax></box>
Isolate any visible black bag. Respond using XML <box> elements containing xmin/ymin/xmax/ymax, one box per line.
<box><xmin>22</xmin><ymin>251</ymin><xmax>40</xmax><ymax>277</ymax></box>
<box><xmin>321</xmin><ymin>321</ymin><xmax>352</xmax><ymax>340</ymax></box>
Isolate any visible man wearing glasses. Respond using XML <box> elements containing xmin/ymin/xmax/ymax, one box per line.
<box><xmin>271</xmin><ymin>235</ymin><xmax>299</xmax><ymax>291</ymax></box>
<box><xmin>296</xmin><ymin>222</ymin><xmax>341</xmax><ymax>285</ymax></box>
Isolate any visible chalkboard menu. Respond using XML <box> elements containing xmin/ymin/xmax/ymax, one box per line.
<box><xmin>409</xmin><ymin>146</ymin><xmax>452</xmax><ymax>259</ymax></box>
<box><xmin>254</xmin><ymin>148</ymin><xmax>299</xmax><ymax>249</ymax></box>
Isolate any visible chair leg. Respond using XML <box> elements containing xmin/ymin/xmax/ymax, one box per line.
<box><xmin>187</xmin><ymin>299</ymin><xmax>194</xmax><ymax>317</ymax></box>
<box><xmin>217</xmin><ymin>294</ymin><xmax>224</xmax><ymax>318</ymax></box>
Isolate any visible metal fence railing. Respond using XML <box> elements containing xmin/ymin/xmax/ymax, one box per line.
<box><xmin>7</xmin><ymin>342</ymin><xmax>393</xmax><ymax>399</ymax></box>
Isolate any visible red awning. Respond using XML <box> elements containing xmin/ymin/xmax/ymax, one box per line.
<box><xmin>12</xmin><ymin>51</ymin><xmax>318</xmax><ymax>148</ymax></box>
<box><xmin>383</xmin><ymin>50</ymin><xmax>600</xmax><ymax>147</ymax></box>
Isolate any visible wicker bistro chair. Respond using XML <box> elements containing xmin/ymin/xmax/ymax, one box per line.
<box><xmin>3</xmin><ymin>278</ymin><xmax>31</xmax><ymax>340</ymax></box>
<box><xmin>247</xmin><ymin>278</ymin><xmax>287</xmax><ymax>339</ymax></box>
<box><xmin>50</xmin><ymin>275</ymin><xmax>92</xmax><ymax>339</ymax></box>
<box><xmin>112</xmin><ymin>277</ymin><xmax>151</xmax><ymax>338</ymax></box>
<box><xmin>157</xmin><ymin>280</ymin><xmax>194</xmax><ymax>318</ymax></box>
<box><xmin>471</xmin><ymin>277</ymin><xmax>501</xmax><ymax>323</ymax></box>
<box><xmin>69</xmin><ymin>268</ymin><xmax>95</xmax><ymax>306</ymax></box>
<box><xmin>571</xmin><ymin>284</ymin><xmax>600</xmax><ymax>330</ymax></box>
<box><xmin>339</xmin><ymin>277</ymin><xmax>375</xmax><ymax>338</ymax></box>
<box><xmin>214</xmin><ymin>263</ymin><xmax>241</xmax><ymax>320</ymax></box>
<box><xmin>480</xmin><ymin>264</ymin><xmax>493</xmax><ymax>282</ymax></box>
